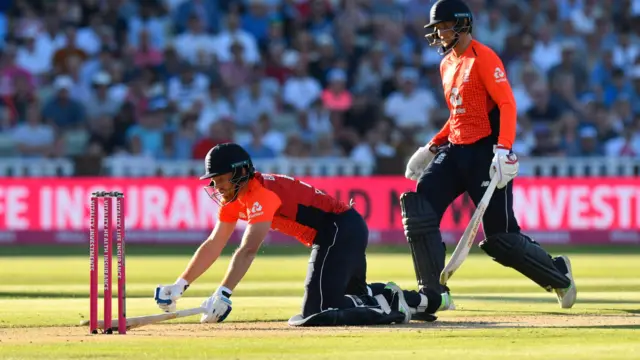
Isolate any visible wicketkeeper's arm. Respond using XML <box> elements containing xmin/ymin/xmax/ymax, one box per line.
<box><xmin>179</xmin><ymin>221</ymin><xmax>236</xmax><ymax>284</ymax></box>
<box><xmin>219</xmin><ymin>221</ymin><xmax>272</xmax><ymax>291</ymax></box>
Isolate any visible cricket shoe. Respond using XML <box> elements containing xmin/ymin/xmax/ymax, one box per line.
<box><xmin>384</xmin><ymin>282</ymin><xmax>412</xmax><ymax>323</ymax></box>
<box><xmin>552</xmin><ymin>255</ymin><xmax>577</xmax><ymax>309</ymax></box>
<box><xmin>411</xmin><ymin>287</ymin><xmax>455</xmax><ymax>322</ymax></box>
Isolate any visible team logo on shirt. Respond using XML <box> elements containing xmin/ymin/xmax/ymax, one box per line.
<box><xmin>450</xmin><ymin>87</ymin><xmax>465</xmax><ymax>114</ymax></box>
<box><xmin>463</xmin><ymin>67</ymin><xmax>471</xmax><ymax>82</ymax></box>
<box><xmin>494</xmin><ymin>67</ymin><xmax>507</xmax><ymax>83</ymax></box>
<box><xmin>249</xmin><ymin>202</ymin><xmax>264</xmax><ymax>219</ymax></box>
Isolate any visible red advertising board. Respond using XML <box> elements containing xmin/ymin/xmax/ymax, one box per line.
<box><xmin>0</xmin><ymin>177</ymin><xmax>638</xmax><ymax>245</ymax></box>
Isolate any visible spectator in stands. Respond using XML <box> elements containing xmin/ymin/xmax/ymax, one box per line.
<box><xmin>52</xmin><ymin>25</ymin><xmax>88</xmax><ymax>75</ymax></box>
<box><xmin>4</xmin><ymin>0</ymin><xmax>640</xmax><ymax>176</ymax></box>
<box><xmin>219</xmin><ymin>41</ymin><xmax>253</xmax><ymax>92</ymax></box>
<box><xmin>84</xmin><ymin>72</ymin><xmax>122</xmax><ymax>121</ymax></box>
<box><xmin>195</xmin><ymin>82</ymin><xmax>233</xmax><ymax>136</ymax></box>
<box><xmin>132</xmin><ymin>29</ymin><xmax>164</xmax><ymax>69</ymax></box>
<box><xmin>548</xmin><ymin>43</ymin><xmax>588</xmax><ymax>94</ymax></box>
<box><xmin>173</xmin><ymin>15</ymin><xmax>217</xmax><ymax>66</ymax></box>
<box><xmin>87</xmin><ymin>113</ymin><xmax>123</xmax><ymax>157</ymax></box>
<box><xmin>244</xmin><ymin>124</ymin><xmax>277</xmax><ymax>159</ymax></box>
<box><xmin>314</xmin><ymin>133</ymin><xmax>344</xmax><ymax>158</ymax></box>
<box><xmin>172</xmin><ymin>0</ymin><xmax>220</xmax><ymax>35</ymax></box>
<box><xmin>354</xmin><ymin>42</ymin><xmax>392</xmax><ymax>97</ymax></box>
<box><xmin>255</xmin><ymin>113</ymin><xmax>286</xmax><ymax>155</ymax></box>
<box><xmin>172</xmin><ymin>114</ymin><xmax>199</xmax><ymax>160</ymax></box>
<box><xmin>383</xmin><ymin>67</ymin><xmax>436</xmax><ymax>136</ymax></box>
<box><xmin>576</xmin><ymin>126</ymin><xmax>605</xmax><ymax>156</ymax></box>
<box><xmin>127</xmin><ymin>1</ymin><xmax>169</xmax><ymax>50</ymax></box>
<box><xmin>12</xmin><ymin>104</ymin><xmax>58</xmax><ymax>158</ymax></box>
<box><xmin>125</xmin><ymin>97</ymin><xmax>169</xmax><ymax>158</ymax></box>
<box><xmin>321</xmin><ymin>68</ymin><xmax>352</xmax><ymax>112</ymax></box>
<box><xmin>234</xmin><ymin>76</ymin><xmax>277</xmax><ymax>128</ymax></box>
<box><xmin>283</xmin><ymin>132</ymin><xmax>311</xmax><ymax>157</ymax></box>
<box><xmin>15</xmin><ymin>28</ymin><xmax>50</xmax><ymax>78</ymax></box>
<box><xmin>167</xmin><ymin>64</ymin><xmax>209</xmax><ymax>113</ymax></box>
<box><xmin>524</xmin><ymin>82</ymin><xmax>563</xmax><ymax>129</ymax></box>
<box><xmin>605</xmin><ymin>115</ymin><xmax>640</xmax><ymax>157</ymax></box>
<box><xmin>612</xmin><ymin>26</ymin><xmax>638</xmax><ymax>70</ymax></box>
<box><xmin>192</xmin><ymin>119</ymin><xmax>234</xmax><ymax>159</ymax></box>
<box><xmin>75</xmin><ymin>13</ymin><xmax>104</xmax><ymax>56</ymax></box>
<box><xmin>214</xmin><ymin>12</ymin><xmax>260</xmax><ymax>65</ymax></box>
<box><xmin>603</xmin><ymin>68</ymin><xmax>634</xmax><ymax>108</ymax></box>
<box><xmin>2</xmin><ymin>69</ymin><xmax>36</xmax><ymax>125</ymax></box>
<box><xmin>283</xmin><ymin>59</ymin><xmax>322</xmax><ymax>112</ymax></box>
<box><xmin>350</xmin><ymin>121</ymin><xmax>396</xmax><ymax>169</ymax></box>
<box><xmin>42</xmin><ymin>75</ymin><xmax>86</xmax><ymax>130</ymax></box>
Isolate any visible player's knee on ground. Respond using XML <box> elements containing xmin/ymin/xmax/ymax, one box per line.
<box><xmin>479</xmin><ymin>233</ymin><xmax>571</xmax><ymax>290</ymax></box>
<box><xmin>289</xmin><ymin>294</ymin><xmax>406</xmax><ymax>327</ymax></box>
<box><xmin>400</xmin><ymin>192</ymin><xmax>446</xmax><ymax>292</ymax></box>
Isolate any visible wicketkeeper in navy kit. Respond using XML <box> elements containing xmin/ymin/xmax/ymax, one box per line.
<box><xmin>400</xmin><ymin>0</ymin><xmax>577</xmax><ymax>314</ymax></box>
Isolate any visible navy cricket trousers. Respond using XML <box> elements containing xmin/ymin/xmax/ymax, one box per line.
<box><xmin>417</xmin><ymin>136</ymin><xmax>521</xmax><ymax>237</ymax></box>
<box><xmin>301</xmin><ymin>208</ymin><xmax>369</xmax><ymax>317</ymax></box>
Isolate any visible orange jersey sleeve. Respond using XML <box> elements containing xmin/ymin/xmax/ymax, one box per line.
<box><xmin>218</xmin><ymin>201</ymin><xmax>242</xmax><ymax>223</ymax></box>
<box><xmin>430</xmin><ymin>119</ymin><xmax>451</xmax><ymax>146</ymax></box>
<box><xmin>476</xmin><ymin>48</ymin><xmax>517</xmax><ymax>149</ymax></box>
<box><xmin>243</xmin><ymin>187</ymin><xmax>282</xmax><ymax>224</ymax></box>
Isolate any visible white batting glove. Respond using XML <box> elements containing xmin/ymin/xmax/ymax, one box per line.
<box><xmin>200</xmin><ymin>286</ymin><xmax>233</xmax><ymax>323</ymax></box>
<box><xmin>490</xmin><ymin>145</ymin><xmax>519</xmax><ymax>189</ymax></box>
<box><xmin>154</xmin><ymin>278</ymin><xmax>189</xmax><ymax>313</ymax></box>
<box><xmin>405</xmin><ymin>143</ymin><xmax>437</xmax><ymax>181</ymax></box>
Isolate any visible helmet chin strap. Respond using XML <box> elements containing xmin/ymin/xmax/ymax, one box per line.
<box><xmin>439</xmin><ymin>33</ymin><xmax>461</xmax><ymax>55</ymax></box>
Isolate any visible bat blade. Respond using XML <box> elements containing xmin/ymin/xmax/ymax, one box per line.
<box><xmin>80</xmin><ymin>307</ymin><xmax>206</xmax><ymax>331</ymax></box>
<box><xmin>440</xmin><ymin>175</ymin><xmax>499</xmax><ymax>285</ymax></box>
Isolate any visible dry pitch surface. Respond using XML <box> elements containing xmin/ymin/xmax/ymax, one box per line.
<box><xmin>2</xmin><ymin>314</ymin><xmax>640</xmax><ymax>340</ymax></box>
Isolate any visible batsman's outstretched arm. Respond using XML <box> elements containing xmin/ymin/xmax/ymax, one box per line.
<box><xmin>154</xmin><ymin>221</ymin><xmax>236</xmax><ymax>313</ymax></box>
<box><xmin>199</xmin><ymin>221</ymin><xmax>272</xmax><ymax>324</ymax></box>
<box><xmin>219</xmin><ymin>221</ymin><xmax>271</xmax><ymax>291</ymax></box>
<box><xmin>179</xmin><ymin>220</ymin><xmax>237</xmax><ymax>284</ymax></box>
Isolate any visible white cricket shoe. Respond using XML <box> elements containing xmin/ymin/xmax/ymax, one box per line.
<box><xmin>553</xmin><ymin>255</ymin><xmax>577</xmax><ymax>309</ymax></box>
<box><xmin>384</xmin><ymin>282</ymin><xmax>412</xmax><ymax>323</ymax></box>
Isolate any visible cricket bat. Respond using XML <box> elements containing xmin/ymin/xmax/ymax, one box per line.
<box><xmin>81</xmin><ymin>306</ymin><xmax>206</xmax><ymax>331</ymax></box>
<box><xmin>439</xmin><ymin>175</ymin><xmax>499</xmax><ymax>285</ymax></box>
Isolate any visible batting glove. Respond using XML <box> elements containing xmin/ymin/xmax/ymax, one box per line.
<box><xmin>490</xmin><ymin>145</ymin><xmax>519</xmax><ymax>189</ymax></box>
<box><xmin>154</xmin><ymin>278</ymin><xmax>189</xmax><ymax>313</ymax></box>
<box><xmin>200</xmin><ymin>286</ymin><xmax>233</xmax><ymax>324</ymax></box>
<box><xmin>405</xmin><ymin>143</ymin><xmax>437</xmax><ymax>181</ymax></box>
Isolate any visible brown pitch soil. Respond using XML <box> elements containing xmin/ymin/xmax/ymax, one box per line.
<box><xmin>1</xmin><ymin>314</ymin><xmax>638</xmax><ymax>343</ymax></box>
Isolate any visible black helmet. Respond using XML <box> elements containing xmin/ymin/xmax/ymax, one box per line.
<box><xmin>200</xmin><ymin>142</ymin><xmax>255</xmax><ymax>180</ymax></box>
<box><xmin>200</xmin><ymin>143</ymin><xmax>256</xmax><ymax>205</ymax></box>
<box><xmin>424</xmin><ymin>0</ymin><xmax>473</xmax><ymax>55</ymax></box>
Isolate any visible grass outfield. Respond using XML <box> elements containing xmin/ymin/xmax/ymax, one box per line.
<box><xmin>1</xmin><ymin>245</ymin><xmax>639</xmax><ymax>359</ymax></box>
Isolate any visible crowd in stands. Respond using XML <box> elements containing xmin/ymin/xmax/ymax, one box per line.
<box><xmin>1</xmin><ymin>0</ymin><xmax>640</xmax><ymax>175</ymax></box>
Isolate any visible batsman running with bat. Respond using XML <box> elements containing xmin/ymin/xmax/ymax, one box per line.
<box><xmin>153</xmin><ymin>143</ymin><xmax>453</xmax><ymax>326</ymax></box>
<box><xmin>400</xmin><ymin>0</ymin><xmax>577</xmax><ymax>314</ymax></box>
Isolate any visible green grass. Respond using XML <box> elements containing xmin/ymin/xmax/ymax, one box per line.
<box><xmin>1</xmin><ymin>245</ymin><xmax>639</xmax><ymax>359</ymax></box>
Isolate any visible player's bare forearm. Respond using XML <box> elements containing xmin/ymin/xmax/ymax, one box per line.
<box><xmin>179</xmin><ymin>222</ymin><xmax>235</xmax><ymax>284</ymax></box>
<box><xmin>220</xmin><ymin>222</ymin><xmax>271</xmax><ymax>291</ymax></box>
<box><xmin>219</xmin><ymin>246</ymin><xmax>258</xmax><ymax>291</ymax></box>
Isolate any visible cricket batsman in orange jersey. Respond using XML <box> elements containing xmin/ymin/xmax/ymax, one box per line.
<box><xmin>153</xmin><ymin>143</ymin><xmax>454</xmax><ymax>326</ymax></box>
<box><xmin>400</xmin><ymin>0</ymin><xmax>576</xmax><ymax>316</ymax></box>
